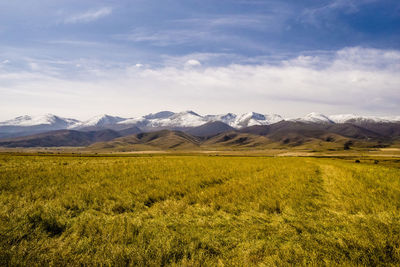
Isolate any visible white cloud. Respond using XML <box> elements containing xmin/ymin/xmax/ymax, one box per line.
<box><xmin>64</xmin><ymin>7</ymin><xmax>112</xmax><ymax>24</ymax></box>
<box><xmin>115</xmin><ymin>29</ymin><xmax>211</xmax><ymax>46</ymax></box>
<box><xmin>28</xmin><ymin>62</ymin><xmax>40</xmax><ymax>71</ymax></box>
<box><xmin>0</xmin><ymin>47</ymin><xmax>399</xmax><ymax>120</ymax></box>
<box><xmin>115</xmin><ymin>27</ymin><xmax>271</xmax><ymax>53</ymax></box>
<box><xmin>172</xmin><ymin>13</ymin><xmax>290</xmax><ymax>32</ymax></box>
<box><xmin>185</xmin><ymin>59</ymin><xmax>201</xmax><ymax>67</ymax></box>
<box><xmin>300</xmin><ymin>0</ymin><xmax>378</xmax><ymax>26</ymax></box>
<box><xmin>116</xmin><ymin>12</ymin><xmax>290</xmax><ymax>51</ymax></box>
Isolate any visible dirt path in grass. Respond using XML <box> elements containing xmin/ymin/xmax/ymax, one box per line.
<box><xmin>303</xmin><ymin>159</ymin><xmax>358</xmax><ymax>218</ymax></box>
<box><xmin>317</xmin><ymin>161</ymin><xmax>366</xmax><ymax>216</ymax></box>
<box><xmin>318</xmin><ymin>163</ymin><xmax>344</xmax><ymax>212</ymax></box>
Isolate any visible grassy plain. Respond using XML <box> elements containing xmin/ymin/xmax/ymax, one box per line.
<box><xmin>0</xmin><ymin>153</ymin><xmax>400</xmax><ymax>266</ymax></box>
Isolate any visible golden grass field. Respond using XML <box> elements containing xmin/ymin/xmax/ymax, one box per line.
<box><xmin>1</xmin><ymin>153</ymin><xmax>400</xmax><ymax>265</ymax></box>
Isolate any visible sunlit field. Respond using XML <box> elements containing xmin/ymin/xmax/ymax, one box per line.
<box><xmin>1</xmin><ymin>154</ymin><xmax>399</xmax><ymax>266</ymax></box>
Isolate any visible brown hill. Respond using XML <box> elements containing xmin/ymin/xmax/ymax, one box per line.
<box><xmin>89</xmin><ymin>130</ymin><xmax>201</xmax><ymax>151</ymax></box>
<box><xmin>0</xmin><ymin>129</ymin><xmax>121</xmax><ymax>147</ymax></box>
<box><xmin>185</xmin><ymin>121</ymin><xmax>235</xmax><ymax>137</ymax></box>
<box><xmin>239</xmin><ymin>121</ymin><xmax>394</xmax><ymax>147</ymax></box>
<box><xmin>1</xmin><ymin>120</ymin><xmax>399</xmax><ymax>151</ymax></box>
<box><xmin>202</xmin><ymin>131</ymin><xmax>273</xmax><ymax>149</ymax></box>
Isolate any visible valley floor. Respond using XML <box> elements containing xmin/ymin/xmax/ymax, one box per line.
<box><xmin>0</xmin><ymin>154</ymin><xmax>399</xmax><ymax>265</ymax></box>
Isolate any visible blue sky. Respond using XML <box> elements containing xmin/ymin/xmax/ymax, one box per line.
<box><xmin>0</xmin><ymin>0</ymin><xmax>399</xmax><ymax>119</ymax></box>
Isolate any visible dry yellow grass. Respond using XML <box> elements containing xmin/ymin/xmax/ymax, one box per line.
<box><xmin>0</xmin><ymin>154</ymin><xmax>399</xmax><ymax>265</ymax></box>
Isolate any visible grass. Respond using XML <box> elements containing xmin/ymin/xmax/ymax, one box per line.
<box><xmin>0</xmin><ymin>154</ymin><xmax>399</xmax><ymax>265</ymax></box>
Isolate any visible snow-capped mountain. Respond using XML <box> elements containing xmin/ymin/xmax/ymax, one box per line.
<box><xmin>0</xmin><ymin>114</ymin><xmax>80</xmax><ymax>139</ymax></box>
<box><xmin>0</xmin><ymin>114</ymin><xmax>79</xmax><ymax>127</ymax></box>
<box><xmin>1</xmin><ymin>111</ymin><xmax>400</xmax><ymax>139</ymax></box>
<box><xmin>234</xmin><ymin>112</ymin><xmax>283</xmax><ymax>128</ymax></box>
<box><xmin>119</xmin><ymin>111</ymin><xmax>207</xmax><ymax>129</ymax></box>
<box><xmin>205</xmin><ymin>112</ymin><xmax>283</xmax><ymax>128</ymax></box>
<box><xmin>73</xmin><ymin>114</ymin><xmax>126</xmax><ymax>129</ymax></box>
<box><xmin>143</xmin><ymin>111</ymin><xmax>176</xmax><ymax>120</ymax></box>
<box><xmin>152</xmin><ymin>111</ymin><xmax>206</xmax><ymax>127</ymax></box>
<box><xmin>119</xmin><ymin>111</ymin><xmax>283</xmax><ymax>129</ymax></box>
<box><xmin>291</xmin><ymin>112</ymin><xmax>334</xmax><ymax>124</ymax></box>
<box><xmin>290</xmin><ymin>113</ymin><xmax>400</xmax><ymax>124</ymax></box>
<box><xmin>204</xmin><ymin>113</ymin><xmax>237</xmax><ymax>125</ymax></box>
<box><xmin>329</xmin><ymin>114</ymin><xmax>400</xmax><ymax>124</ymax></box>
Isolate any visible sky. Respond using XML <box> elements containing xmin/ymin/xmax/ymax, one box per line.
<box><xmin>0</xmin><ymin>0</ymin><xmax>399</xmax><ymax>120</ymax></box>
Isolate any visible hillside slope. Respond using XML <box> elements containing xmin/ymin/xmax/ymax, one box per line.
<box><xmin>90</xmin><ymin>130</ymin><xmax>201</xmax><ymax>151</ymax></box>
<box><xmin>0</xmin><ymin>129</ymin><xmax>121</xmax><ymax>147</ymax></box>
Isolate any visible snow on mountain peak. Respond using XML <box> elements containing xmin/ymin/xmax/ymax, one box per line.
<box><xmin>205</xmin><ymin>113</ymin><xmax>237</xmax><ymax>125</ymax></box>
<box><xmin>0</xmin><ymin>114</ymin><xmax>79</xmax><ymax>127</ymax></box>
<box><xmin>388</xmin><ymin>116</ymin><xmax>400</xmax><ymax>122</ymax></box>
<box><xmin>143</xmin><ymin>111</ymin><xmax>175</xmax><ymax>120</ymax></box>
<box><xmin>234</xmin><ymin>112</ymin><xmax>264</xmax><ymax>127</ymax></box>
<box><xmin>293</xmin><ymin>112</ymin><xmax>334</xmax><ymax>124</ymax></box>
<box><xmin>2</xmin><ymin>111</ymin><xmax>399</xmax><ymax>135</ymax></box>
<box><xmin>154</xmin><ymin>110</ymin><xmax>206</xmax><ymax>127</ymax></box>
<box><xmin>221</xmin><ymin>113</ymin><xmax>236</xmax><ymax>120</ymax></box>
<box><xmin>243</xmin><ymin>112</ymin><xmax>266</xmax><ymax>120</ymax></box>
<box><xmin>232</xmin><ymin>112</ymin><xmax>283</xmax><ymax>128</ymax></box>
<box><xmin>204</xmin><ymin>112</ymin><xmax>283</xmax><ymax>128</ymax></box>
<box><xmin>329</xmin><ymin>114</ymin><xmax>361</xmax><ymax>123</ymax></box>
<box><xmin>329</xmin><ymin>114</ymin><xmax>400</xmax><ymax>124</ymax></box>
<box><xmin>264</xmin><ymin>114</ymin><xmax>284</xmax><ymax>124</ymax></box>
<box><xmin>74</xmin><ymin>114</ymin><xmax>125</xmax><ymax>128</ymax></box>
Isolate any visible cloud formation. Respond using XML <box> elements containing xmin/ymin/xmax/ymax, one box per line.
<box><xmin>300</xmin><ymin>0</ymin><xmax>379</xmax><ymax>26</ymax></box>
<box><xmin>0</xmin><ymin>47</ymin><xmax>398</xmax><ymax>120</ymax></box>
<box><xmin>64</xmin><ymin>7</ymin><xmax>112</xmax><ymax>24</ymax></box>
<box><xmin>185</xmin><ymin>59</ymin><xmax>202</xmax><ymax>67</ymax></box>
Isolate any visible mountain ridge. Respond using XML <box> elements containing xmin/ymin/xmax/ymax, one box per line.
<box><xmin>1</xmin><ymin>111</ymin><xmax>400</xmax><ymax>139</ymax></box>
<box><xmin>1</xmin><ymin>118</ymin><xmax>399</xmax><ymax>150</ymax></box>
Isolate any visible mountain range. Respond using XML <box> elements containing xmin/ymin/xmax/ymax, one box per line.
<box><xmin>0</xmin><ymin>111</ymin><xmax>399</xmax><ymax>150</ymax></box>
